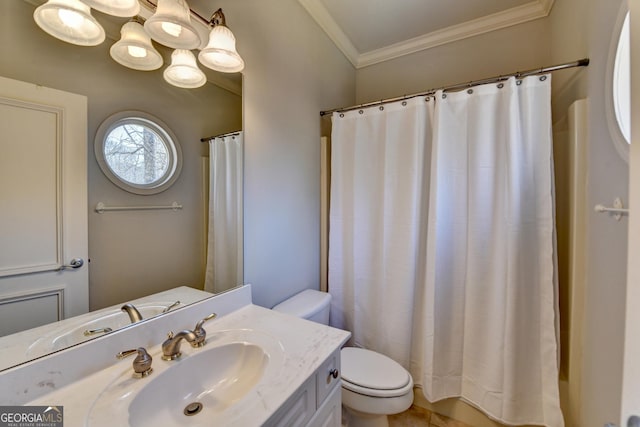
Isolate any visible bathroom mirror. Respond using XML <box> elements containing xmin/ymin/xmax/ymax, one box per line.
<box><xmin>0</xmin><ymin>0</ymin><xmax>243</xmax><ymax>372</ymax></box>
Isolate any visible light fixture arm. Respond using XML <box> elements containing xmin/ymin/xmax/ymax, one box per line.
<box><xmin>209</xmin><ymin>8</ymin><xmax>226</xmax><ymax>27</ymax></box>
<box><xmin>140</xmin><ymin>0</ymin><xmax>214</xmax><ymax>27</ymax></box>
<box><xmin>130</xmin><ymin>15</ymin><xmax>146</xmax><ymax>25</ymax></box>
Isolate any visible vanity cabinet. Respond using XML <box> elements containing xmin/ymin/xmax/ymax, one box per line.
<box><xmin>308</xmin><ymin>385</ymin><xmax>341</xmax><ymax>427</ymax></box>
<box><xmin>268</xmin><ymin>348</ymin><xmax>342</xmax><ymax>427</ymax></box>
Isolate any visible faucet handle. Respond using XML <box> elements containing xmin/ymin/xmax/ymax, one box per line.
<box><xmin>162</xmin><ymin>300</ymin><xmax>181</xmax><ymax>313</ymax></box>
<box><xmin>117</xmin><ymin>347</ymin><xmax>153</xmax><ymax>378</ymax></box>
<box><xmin>83</xmin><ymin>327</ymin><xmax>113</xmax><ymax>336</ymax></box>
<box><xmin>192</xmin><ymin>313</ymin><xmax>217</xmax><ymax>347</ymax></box>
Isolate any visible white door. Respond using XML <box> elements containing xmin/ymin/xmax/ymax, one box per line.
<box><xmin>0</xmin><ymin>76</ymin><xmax>88</xmax><ymax>337</ymax></box>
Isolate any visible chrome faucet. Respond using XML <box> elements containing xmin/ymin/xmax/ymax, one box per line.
<box><xmin>121</xmin><ymin>303</ymin><xmax>143</xmax><ymax>323</ymax></box>
<box><xmin>160</xmin><ymin>313</ymin><xmax>217</xmax><ymax>360</ymax></box>
<box><xmin>161</xmin><ymin>330</ymin><xmax>198</xmax><ymax>360</ymax></box>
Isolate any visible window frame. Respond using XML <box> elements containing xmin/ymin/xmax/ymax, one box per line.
<box><xmin>94</xmin><ymin>111</ymin><xmax>183</xmax><ymax>195</ymax></box>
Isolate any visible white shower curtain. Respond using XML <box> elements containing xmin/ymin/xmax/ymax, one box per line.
<box><xmin>329</xmin><ymin>76</ymin><xmax>563</xmax><ymax>426</ymax></box>
<box><xmin>329</xmin><ymin>97</ymin><xmax>433</xmax><ymax>366</ymax></box>
<box><xmin>204</xmin><ymin>132</ymin><xmax>243</xmax><ymax>294</ymax></box>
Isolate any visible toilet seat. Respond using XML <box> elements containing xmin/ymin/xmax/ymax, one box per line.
<box><xmin>342</xmin><ymin>377</ymin><xmax>413</xmax><ymax>398</ymax></box>
<box><xmin>340</xmin><ymin>347</ymin><xmax>413</xmax><ymax>398</ymax></box>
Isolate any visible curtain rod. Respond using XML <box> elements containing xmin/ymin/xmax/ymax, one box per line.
<box><xmin>320</xmin><ymin>58</ymin><xmax>589</xmax><ymax>116</ymax></box>
<box><xmin>200</xmin><ymin>130</ymin><xmax>241</xmax><ymax>142</ymax></box>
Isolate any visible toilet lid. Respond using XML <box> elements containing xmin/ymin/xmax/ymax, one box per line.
<box><xmin>341</xmin><ymin>347</ymin><xmax>411</xmax><ymax>391</ymax></box>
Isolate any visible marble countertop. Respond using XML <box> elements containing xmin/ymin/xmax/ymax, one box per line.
<box><xmin>23</xmin><ymin>302</ymin><xmax>350</xmax><ymax>426</ymax></box>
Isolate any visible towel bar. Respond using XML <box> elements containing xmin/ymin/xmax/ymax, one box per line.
<box><xmin>95</xmin><ymin>201</ymin><xmax>183</xmax><ymax>213</ymax></box>
<box><xmin>594</xmin><ymin>197</ymin><xmax>629</xmax><ymax>221</ymax></box>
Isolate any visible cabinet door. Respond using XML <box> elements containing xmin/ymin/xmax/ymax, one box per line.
<box><xmin>307</xmin><ymin>384</ymin><xmax>341</xmax><ymax>427</ymax></box>
<box><xmin>316</xmin><ymin>348</ymin><xmax>341</xmax><ymax>405</ymax></box>
<box><xmin>267</xmin><ymin>376</ymin><xmax>316</xmax><ymax>427</ymax></box>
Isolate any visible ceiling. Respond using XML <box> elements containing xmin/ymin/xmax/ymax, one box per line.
<box><xmin>297</xmin><ymin>0</ymin><xmax>555</xmax><ymax>68</ymax></box>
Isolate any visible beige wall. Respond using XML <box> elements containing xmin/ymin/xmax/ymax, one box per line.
<box><xmin>550</xmin><ymin>0</ymin><xmax>630</xmax><ymax>426</ymax></box>
<box><xmin>1</xmin><ymin>0</ymin><xmax>356</xmax><ymax>312</ymax></box>
<box><xmin>355</xmin><ymin>18</ymin><xmax>551</xmax><ymax>104</ymax></box>
<box><xmin>621</xmin><ymin>0</ymin><xmax>640</xmax><ymax>421</ymax></box>
<box><xmin>221</xmin><ymin>0</ymin><xmax>356</xmax><ymax>308</ymax></box>
<box><xmin>0</xmin><ymin>1</ymin><xmax>242</xmax><ymax>309</ymax></box>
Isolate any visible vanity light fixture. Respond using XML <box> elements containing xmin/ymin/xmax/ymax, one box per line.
<box><xmin>163</xmin><ymin>49</ymin><xmax>206</xmax><ymax>88</ymax></box>
<box><xmin>82</xmin><ymin>0</ymin><xmax>140</xmax><ymax>17</ymax></box>
<box><xmin>110</xmin><ymin>18</ymin><xmax>163</xmax><ymax>71</ymax></box>
<box><xmin>33</xmin><ymin>0</ymin><xmax>245</xmax><ymax>89</ymax></box>
<box><xmin>144</xmin><ymin>0</ymin><xmax>201</xmax><ymax>50</ymax></box>
<box><xmin>33</xmin><ymin>0</ymin><xmax>105</xmax><ymax>46</ymax></box>
<box><xmin>198</xmin><ymin>9</ymin><xmax>244</xmax><ymax>73</ymax></box>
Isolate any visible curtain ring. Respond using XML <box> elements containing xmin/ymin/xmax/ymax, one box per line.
<box><xmin>467</xmin><ymin>89</ymin><xmax>473</xmax><ymax>94</ymax></box>
<box><xmin>425</xmin><ymin>96</ymin><xmax>430</xmax><ymax>102</ymax></box>
<box><xmin>497</xmin><ymin>83</ymin><xmax>504</xmax><ymax>89</ymax></box>
<box><xmin>539</xmin><ymin>75</ymin><xmax>547</xmax><ymax>81</ymax></box>
<box><xmin>516</xmin><ymin>80</ymin><xmax>522</xmax><ymax>86</ymax></box>
<box><xmin>402</xmin><ymin>101</ymin><xmax>407</xmax><ymax>106</ymax></box>
<box><xmin>379</xmin><ymin>106</ymin><xmax>384</xmax><ymax>111</ymax></box>
<box><xmin>339</xmin><ymin>113</ymin><xmax>345</xmax><ymax>118</ymax></box>
<box><xmin>359</xmin><ymin>110</ymin><xmax>364</xmax><ymax>114</ymax></box>
<box><xmin>442</xmin><ymin>94</ymin><xmax>447</xmax><ymax>99</ymax></box>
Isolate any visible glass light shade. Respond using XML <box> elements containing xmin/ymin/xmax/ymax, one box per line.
<box><xmin>198</xmin><ymin>25</ymin><xmax>244</xmax><ymax>73</ymax></box>
<box><xmin>110</xmin><ymin>21</ymin><xmax>163</xmax><ymax>71</ymax></box>
<box><xmin>82</xmin><ymin>0</ymin><xmax>139</xmax><ymax>17</ymax></box>
<box><xmin>164</xmin><ymin>49</ymin><xmax>206</xmax><ymax>88</ymax></box>
<box><xmin>33</xmin><ymin>0</ymin><xmax>105</xmax><ymax>46</ymax></box>
<box><xmin>144</xmin><ymin>0</ymin><xmax>201</xmax><ymax>50</ymax></box>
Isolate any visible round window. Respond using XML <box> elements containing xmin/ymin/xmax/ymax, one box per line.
<box><xmin>95</xmin><ymin>111</ymin><xmax>182</xmax><ymax>195</ymax></box>
<box><xmin>606</xmin><ymin>6</ymin><xmax>630</xmax><ymax>162</ymax></box>
<box><xmin>613</xmin><ymin>12</ymin><xmax>630</xmax><ymax>144</ymax></box>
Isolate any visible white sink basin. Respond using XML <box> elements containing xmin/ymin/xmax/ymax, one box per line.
<box><xmin>130</xmin><ymin>343</ymin><xmax>266</xmax><ymax>425</ymax></box>
<box><xmin>87</xmin><ymin>329</ymin><xmax>285</xmax><ymax>427</ymax></box>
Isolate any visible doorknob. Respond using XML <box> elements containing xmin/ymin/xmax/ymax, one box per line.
<box><xmin>57</xmin><ymin>258</ymin><xmax>84</xmax><ymax>271</ymax></box>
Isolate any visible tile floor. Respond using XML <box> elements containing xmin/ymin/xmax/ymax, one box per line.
<box><xmin>388</xmin><ymin>405</ymin><xmax>473</xmax><ymax>427</ymax></box>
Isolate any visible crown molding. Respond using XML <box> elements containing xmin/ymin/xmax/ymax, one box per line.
<box><xmin>297</xmin><ymin>0</ymin><xmax>360</xmax><ymax>67</ymax></box>
<box><xmin>538</xmin><ymin>0</ymin><xmax>556</xmax><ymax>15</ymax></box>
<box><xmin>299</xmin><ymin>0</ymin><xmax>555</xmax><ymax>69</ymax></box>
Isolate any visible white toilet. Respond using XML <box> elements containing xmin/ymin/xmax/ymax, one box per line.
<box><xmin>272</xmin><ymin>289</ymin><xmax>414</xmax><ymax>427</ymax></box>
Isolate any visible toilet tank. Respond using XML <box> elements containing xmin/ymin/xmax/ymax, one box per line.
<box><xmin>272</xmin><ymin>289</ymin><xmax>331</xmax><ymax>325</ymax></box>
